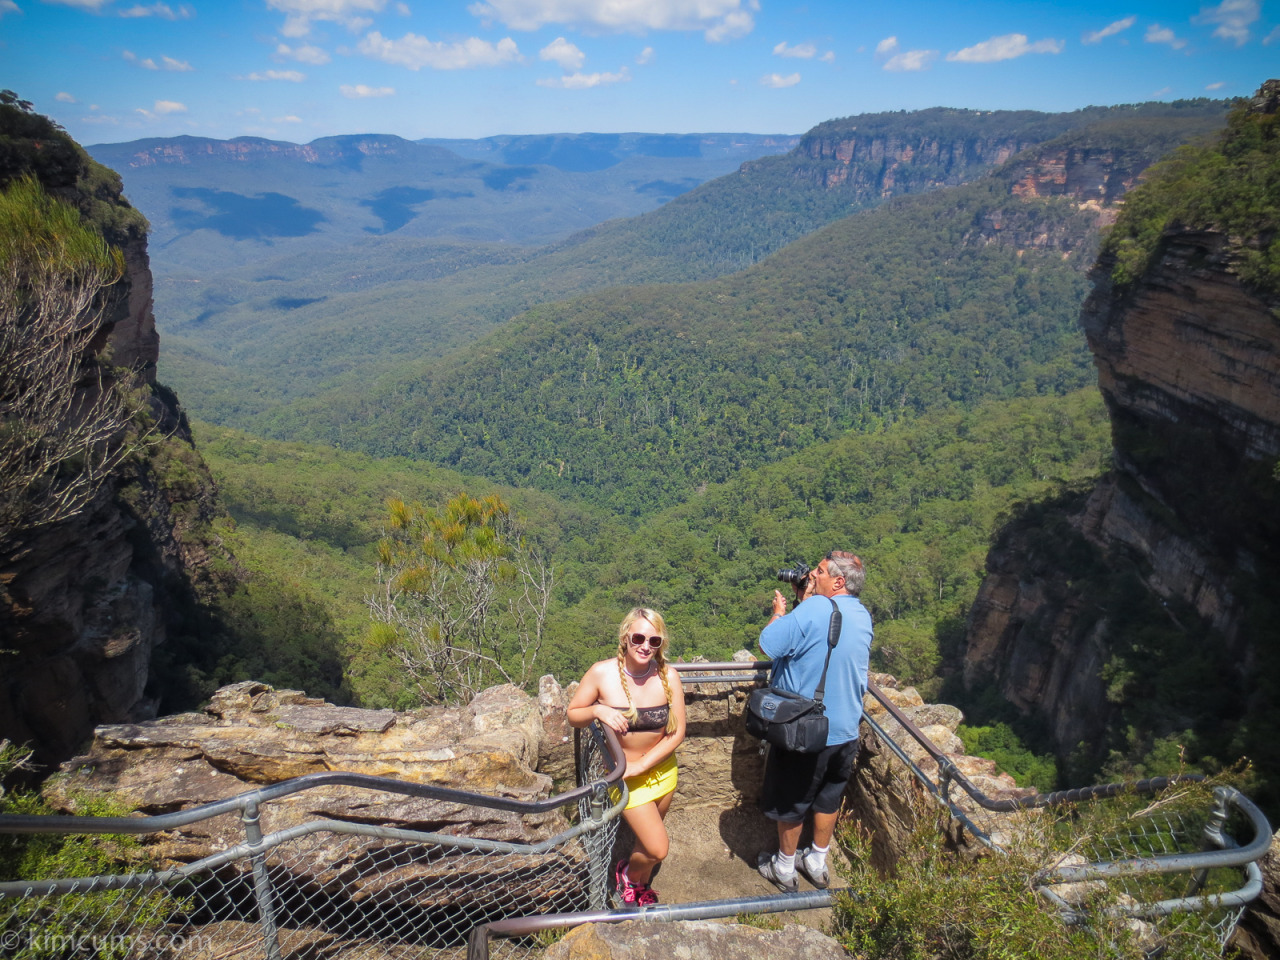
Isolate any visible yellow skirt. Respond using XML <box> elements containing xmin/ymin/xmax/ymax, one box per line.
<box><xmin>624</xmin><ymin>753</ymin><xmax>678</xmax><ymax>809</ymax></box>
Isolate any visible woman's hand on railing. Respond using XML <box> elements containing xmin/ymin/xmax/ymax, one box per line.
<box><xmin>592</xmin><ymin>704</ymin><xmax>631</xmax><ymax>735</ymax></box>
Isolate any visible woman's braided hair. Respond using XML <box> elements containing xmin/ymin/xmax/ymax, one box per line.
<box><xmin>615</xmin><ymin>607</ymin><xmax>678</xmax><ymax>735</ymax></box>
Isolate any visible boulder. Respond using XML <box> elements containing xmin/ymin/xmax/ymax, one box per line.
<box><xmin>542</xmin><ymin>919</ymin><xmax>848</xmax><ymax>960</ymax></box>
<box><xmin>46</xmin><ymin>681</ymin><xmax>563</xmax><ymax>873</ymax></box>
<box><xmin>1231</xmin><ymin>829</ymin><xmax>1280</xmax><ymax>960</ymax></box>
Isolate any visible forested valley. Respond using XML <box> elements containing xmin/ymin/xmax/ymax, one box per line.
<box><xmin>10</xmin><ymin>87</ymin><xmax>1273</xmax><ymax>799</ymax></box>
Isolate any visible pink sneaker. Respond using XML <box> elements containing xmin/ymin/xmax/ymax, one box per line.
<box><xmin>636</xmin><ymin>884</ymin><xmax>659</xmax><ymax>906</ymax></box>
<box><xmin>615</xmin><ymin>860</ymin><xmax>640</xmax><ymax>906</ymax></box>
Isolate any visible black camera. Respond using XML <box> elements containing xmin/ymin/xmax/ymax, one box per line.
<box><xmin>776</xmin><ymin>560</ymin><xmax>810</xmax><ymax>587</ymax></box>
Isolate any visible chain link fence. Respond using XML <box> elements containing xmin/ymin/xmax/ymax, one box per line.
<box><xmin>1034</xmin><ymin>784</ymin><xmax>1265</xmax><ymax>957</ymax></box>
<box><xmin>0</xmin><ymin>726</ymin><xmax>625</xmax><ymax>960</ymax></box>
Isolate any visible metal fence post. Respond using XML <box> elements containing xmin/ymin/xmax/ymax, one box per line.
<box><xmin>1185</xmin><ymin>786</ymin><xmax>1233</xmax><ymax>898</ymax></box>
<box><xmin>242</xmin><ymin>799</ymin><xmax>283</xmax><ymax>960</ymax></box>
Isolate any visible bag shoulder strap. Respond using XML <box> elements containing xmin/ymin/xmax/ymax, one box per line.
<box><xmin>812</xmin><ymin>596</ymin><xmax>842</xmax><ymax>706</ymax></box>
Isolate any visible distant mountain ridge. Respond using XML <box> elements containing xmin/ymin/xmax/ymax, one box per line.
<box><xmin>418</xmin><ymin>131</ymin><xmax>801</xmax><ymax>172</ymax></box>
<box><xmin>145</xmin><ymin>100</ymin><xmax>1229</xmax><ymax>434</ymax></box>
<box><xmin>86</xmin><ymin>131</ymin><xmax>799</xmax><ymax>273</ymax></box>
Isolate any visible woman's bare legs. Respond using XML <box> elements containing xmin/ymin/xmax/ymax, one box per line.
<box><xmin>622</xmin><ymin>790</ymin><xmax>674</xmax><ymax>886</ymax></box>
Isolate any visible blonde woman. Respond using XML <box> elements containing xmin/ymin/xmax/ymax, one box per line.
<box><xmin>567</xmin><ymin>607</ymin><xmax>686</xmax><ymax>906</ymax></box>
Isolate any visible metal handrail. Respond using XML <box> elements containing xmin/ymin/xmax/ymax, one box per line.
<box><xmin>457</xmin><ymin>660</ymin><xmax>1269</xmax><ymax>957</ymax></box>
<box><xmin>675</xmin><ymin>663</ymin><xmax>1272</xmax><ymax>847</ymax></box>
<box><xmin>0</xmin><ymin>789</ymin><xmax>634</xmax><ymax>899</ymax></box>
<box><xmin>468</xmin><ymin>889</ymin><xmax>836</xmax><ymax>960</ymax></box>
<box><xmin>671</xmin><ymin>661</ymin><xmax>1273</xmax><ymax>902</ymax></box>
<box><xmin>0</xmin><ymin>724</ymin><xmax>628</xmax><ymax>836</ymax></box>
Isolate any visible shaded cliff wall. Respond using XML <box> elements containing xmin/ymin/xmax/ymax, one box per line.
<box><xmin>0</xmin><ymin>100</ymin><xmax>234</xmax><ymax>771</ymax></box>
<box><xmin>961</xmin><ymin>84</ymin><xmax>1280</xmax><ymax>796</ymax></box>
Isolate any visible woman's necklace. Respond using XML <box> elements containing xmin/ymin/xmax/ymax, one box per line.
<box><xmin>624</xmin><ymin>662</ymin><xmax>654</xmax><ymax>681</ymax></box>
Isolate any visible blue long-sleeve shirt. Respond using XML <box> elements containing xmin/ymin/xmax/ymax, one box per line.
<box><xmin>758</xmin><ymin>593</ymin><xmax>873</xmax><ymax>746</ymax></box>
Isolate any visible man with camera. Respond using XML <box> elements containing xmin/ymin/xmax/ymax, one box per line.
<box><xmin>756</xmin><ymin>551</ymin><xmax>872</xmax><ymax>891</ymax></box>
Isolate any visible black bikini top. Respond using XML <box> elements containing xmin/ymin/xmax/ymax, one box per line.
<box><xmin>608</xmin><ymin>704</ymin><xmax>670</xmax><ymax>732</ymax></box>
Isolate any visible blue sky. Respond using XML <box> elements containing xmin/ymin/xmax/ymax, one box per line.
<box><xmin>3</xmin><ymin>0</ymin><xmax>1277</xmax><ymax>144</ymax></box>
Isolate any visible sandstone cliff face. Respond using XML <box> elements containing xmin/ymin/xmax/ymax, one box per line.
<box><xmin>1006</xmin><ymin>146</ymin><xmax>1147</xmax><ymax>206</ymax></box>
<box><xmin>769</xmin><ymin>132</ymin><xmax>1036</xmax><ymax>198</ymax></box>
<box><xmin>777</xmin><ymin>131</ymin><xmax>1172</xmax><ymax>211</ymax></box>
<box><xmin>962</xmin><ymin>224</ymin><xmax>1280</xmax><ymax>755</ymax></box>
<box><xmin>0</xmin><ymin>128</ymin><xmax>232</xmax><ymax>771</ymax></box>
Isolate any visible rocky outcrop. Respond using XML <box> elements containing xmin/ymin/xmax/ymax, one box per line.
<box><xmin>957</xmin><ymin>84</ymin><xmax>1280</xmax><ymax>958</ymax></box>
<box><xmin>1007</xmin><ymin>147</ymin><xmax>1148</xmax><ymax>206</ymax></box>
<box><xmin>52</xmin><ymin>672</ymin><xmax>1018</xmax><ymax>883</ymax></box>
<box><xmin>1234</xmin><ymin>830</ymin><xmax>1280</xmax><ymax>959</ymax></box>
<box><xmin>47</xmin><ymin>682</ymin><xmax>562</xmax><ymax>862</ymax></box>
<box><xmin>790</xmin><ymin>132</ymin><xmax>1034</xmax><ymax>195</ymax></box>
<box><xmin>541</xmin><ymin>918</ymin><xmax>849</xmax><ymax>960</ymax></box>
<box><xmin>0</xmin><ymin>105</ymin><xmax>233</xmax><ymax>774</ymax></box>
<box><xmin>962</xmin><ymin>224</ymin><xmax>1280</xmax><ymax>753</ymax></box>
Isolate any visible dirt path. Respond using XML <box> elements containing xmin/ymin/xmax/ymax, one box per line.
<box><xmin>615</xmin><ymin>802</ymin><xmax>843</xmax><ymax>933</ymax></box>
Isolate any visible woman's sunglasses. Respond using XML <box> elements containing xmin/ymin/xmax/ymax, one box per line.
<box><xmin>629</xmin><ymin>633</ymin><xmax>663</xmax><ymax>649</ymax></box>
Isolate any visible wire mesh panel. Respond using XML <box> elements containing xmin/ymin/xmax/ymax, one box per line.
<box><xmin>1036</xmin><ymin>787</ymin><xmax>1256</xmax><ymax>957</ymax></box>
<box><xmin>0</xmin><ymin>729</ymin><xmax>623</xmax><ymax>960</ymax></box>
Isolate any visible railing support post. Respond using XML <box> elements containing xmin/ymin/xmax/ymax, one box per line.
<box><xmin>242</xmin><ymin>799</ymin><xmax>283</xmax><ymax>960</ymax></box>
<box><xmin>1185</xmin><ymin>786</ymin><xmax>1232</xmax><ymax>897</ymax></box>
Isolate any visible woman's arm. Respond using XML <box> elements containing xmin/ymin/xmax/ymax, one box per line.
<box><xmin>566</xmin><ymin>662</ymin><xmax>630</xmax><ymax>734</ymax></box>
<box><xmin>621</xmin><ymin>667</ymin><xmax>687</xmax><ymax>778</ymax></box>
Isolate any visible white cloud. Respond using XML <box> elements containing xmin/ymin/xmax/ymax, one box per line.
<box><xmin>1265</xmin><ymin>25</ymin><xmax>1280</xmax><ymax>44</ymax></box>
<box><xmin>819</xmin><ymin>50</ymin><xmax>835</xmax><ymax>62</ymax></box>
<box><xmin>123</xmin><ymin>50</ymin><xmax>160</xmax><ymax>69</ymax></box>
<box><xmin>277</xmin><ymin>42</ymin><xmax>332</xmax><ymax>64</ymax></box>
<box><xmin>44</xmin><ymin>0</ymin><xmax>111</xmax><ymax>9</ymax></box>
<box><xmin>395</xmin><ymin>1</ymin><xmax>409</xmax><ymax>12</ymax></box>
<box><xmin>340</xmin><ymin>83</ymin><xmax>395</xmax><ymax>97</ymax></box>
<box><xmin>536</xmin><ymin>67</ymin><xmax>630</xmax><ymax>88</ymax></box>
<box><xmin>773</xmin><ymin>40</ymin><xmax>816</xmax><ymax>59</ymax></box>
<box><xmin>267</xmin><ymin>0</ymin><xmax>386</xmax><ymax>37</ymax></box>
<box><xmin>883</xmin><ymin>49</ymin><xmax>936</xmax><ymax>71</ymax></box>
<box><xmin>760</xmin><ymin>72</ymin><xmax>800</xmax><ymax>88</ymax></box>
<box><xmin>359</xmin><ymin>31</ymin><xmax>522</xmax><ymax>69</ymax></box>
<box><xmin>276</xmin><ymin>115</ymin><xmax>304</xmax><ymax>122</ymax></box>
<box><xmin>0</xmin><ymin>0</ymin><xmax>20</xmax><ymax>16</ymax></box>
<box><xmin>118</xmin><ymin>3</ymin><xmax>194</xmax><ymax>17</ymax></box>
<box><xmin>122</xmin><ymin>50</ymin><xmax>192</xmax><ymax>73</ymax></box>
<box><xmin>1082</xmin><ymin>16</ymin><xmax>1136</xmax><ymax>44</ymax></box>
<box><xmin>469</xmin><ymin>0</ymin><xmax>755</xmax><ymax>42</ymax></box>
<box><xmin>55</xmin><ymin>91</ymin><xmax>77</xmax><ymax>103</ymax></box>
<box><xmin>946</xmin><ymin>33</ymin><xmax>1063</xmax><ymax>63</ymax></box>
<box><xmin>636</xmin><ymin>45</ymin><xmax>654</xmax><ymax>64</ymax></box>
<box><xmin>1193</xmin><ymin>0</ymin><xmax>1259</xmax><ymax>46</ymax></box>
<box><xmin>1206</xmin><ymin>81</ymin><xmax>1227</xmax><ymax>89</ymax></box>
<box><xmin>875</xmin><ymin>36</ymin><xmax>898</xmax><ymax>55</ymax></box>
<box><xmin>152</xmin><ymin>100</ymin><xmax>186</xmax><ymax>114</ymax></box>
<box><xmin>247</xmin><ymin>69</ymin><xmax>307</xmax><ymax>81</ymax></box>
<box><xmin>1145</xmin><ymin>23</ymin><xmax>1188</xmax><ymax>49</ymax></box>
<box><xmin>540</xmin><ymin>36</ymin><xmax>585</xmax><ymax>70</ymax></box>
<box><xmin>705</xmin><ymin>9</ymin><xmax>752</xmax><ymax>42</ymax></box>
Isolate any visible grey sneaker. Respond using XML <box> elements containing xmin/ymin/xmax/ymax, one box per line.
<box><xmin>796</xmin><ymin>847</ymin><xmax>829</xmax><ymax>889</ymax></box>
<box><xmin>756</xmin><ymin>851</ymin><xmax>799</xmax><ymax>893</ymax></box>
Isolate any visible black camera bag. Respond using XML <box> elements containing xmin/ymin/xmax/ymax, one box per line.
<box><xmin>745</xmin><ymin>597</ymin><xmax>841</xmax><ymax>754</ymax></box>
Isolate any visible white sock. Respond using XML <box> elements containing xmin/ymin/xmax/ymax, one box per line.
<box><xmin>805</xmin><ymin>844</ymin><xmax>829</xmax><ymax>871</ymax></box>
<box><xmin>774</xmin><ymin>851</ymin><xmax>796</xmax><ymax>876</ymax></box>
